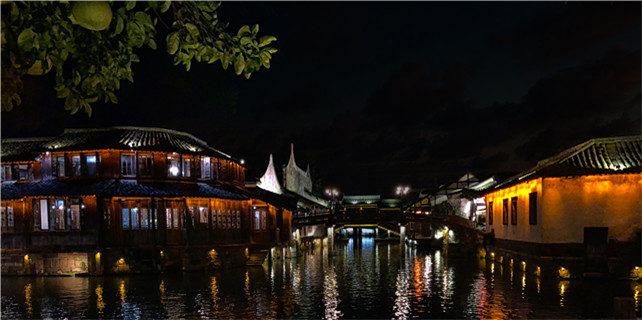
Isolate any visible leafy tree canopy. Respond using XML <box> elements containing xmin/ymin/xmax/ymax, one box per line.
<box><xmin>1</xmin><ymin>1</ymin><xmax>278</xmax><ymax>116</ymax></box>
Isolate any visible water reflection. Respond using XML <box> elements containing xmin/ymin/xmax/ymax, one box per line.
<box><xmin>393</xmin><ymin>258</ymin><xmax>411</xmax><ymax>319</ymax></box>
<box><xmin>559</xmin><ymin>280</ymin><xmax>570</xmax><ymax>308</ymax></box>
<box><xmin>1</xmin><ymin>243</ymin><xmax>639</xmax><ymax>319</ymax></box>
<box><xmin>323</xmin><ymin>264</ymin><xmax>342</xmax><ymax>320</ymax></box>
<box><xmin>95</xmin><ymin>284</ymin><xmax>105</xmax><ymax>316</ymax></box>
<box><xmin>24</xmin><ymin>283</ymin><xmax>32</xmax><ymax>318</ymax></box>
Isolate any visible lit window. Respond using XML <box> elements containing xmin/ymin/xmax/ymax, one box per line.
<box><xmin>121</xmin><ymin>154</ymin><xmax>136</xmax><ymax>176</ymax></box>
<box><xmin>254</xmin><ymin>210</ymin><xmax>261</xmax><ymax>230</ymax></box>
<box><xmin>70</xmin><ymin>203</ymin><xmax>81</xmax><ymax>230</ymax></box>
<box><xmin>1</xmin><ymin>205</ymin><xmax>14</xmax><ymax>232</ymax></box>
<box><xmin>167</xmin><ymin>155</ymin><xmax>180</xmax><ymax>177</ymax></box>
<box><xmin>131</xmin><ymin>207</ymin><xmax>139</xmax><ymax>230</ymax></box>
<box><xmin>54</xmin><ymin>199</ymin><xmax>65</xmax><ymax>230</ymax></box>
<box><xmin>140</xmin><ymin>208</ymin><xmax>149</xmax><ymax>230</ymax></box>
<box><xmin>86</xmin><ymin>155</ymin><xmax>97</xmax><ymax>176</ymax></box>
<box><xmin>34</xmin><ymin>199</ymin><xmax>50</xmax><ymax>230</ymax></box>
<box><xmin>511</xmin><ymin>197</ymin><xmax>518</xmax><ymax>225</ymax></box>
<box><xmin>18</xmin><ymin>164</ymin><xmax>32</xmax><ymax>180</ymax></box>
<box><xmin>122</xmin><ymin>208</ymin><xmax>130</xmax><ymax>230</ymax></box>
<box><xmin>71</xmin><ymin>155</ymin><xmax>81</xmax><ymax>176</ymax></box>
<box><xmin>201</xmin><ymin>157</ymin><xmax>211</xmax><ymax>180</ymax></box>
<box><xmin>137</xmin><ymin>154</ymin><xmax>153</xmax><ymax>176</ymax></box>
<box><xmin>488</xmin><ymin>201</ymin><xmax>493</xmax><ymax>225</ymax></box>
<box><xmin>1</xmin><ymin>164</ymin><xmax>12</xmax><ymax>181</ymax></box>
<box><xmin>529</xmin><ymin>192</ymin><xmax>537</xmax><ymax>225</ymax></box>
<box><xmin>502</xmin><ymin>199</ymin><xmax>508</xmax><ymax>225</ymax></box>
<box><xmin>56</xmin><ymin>156</ymin><xmax>65</xmax><ymax>177</ymax></box>
<box><xmin>182</xmin><ymin>157</ymin><xmax>192</xmax><ymax>177</ymax></box>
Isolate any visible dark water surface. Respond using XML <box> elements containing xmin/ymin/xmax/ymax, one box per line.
<box><xmin>2</xmin><ymin>239</ymin><xmax>640</xmax><ymax>319</ymax></box>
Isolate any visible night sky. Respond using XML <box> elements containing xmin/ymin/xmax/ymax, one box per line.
<box><xmin>2</xmin><ymin>2</ymin><xmax>640</xmax><ymax>195</ymax></box>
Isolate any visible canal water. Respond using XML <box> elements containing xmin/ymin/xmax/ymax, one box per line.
<box><xmin>2</xmin><ymin>239</ymin><xmax>640</xmax><ymax>319</ymax></box>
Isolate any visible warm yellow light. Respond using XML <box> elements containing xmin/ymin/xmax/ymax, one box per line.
<box><xmin>118</xmin><ymin>258</ymin><xmax>125</xmax><ymax>264</ymax></box>
<box><xmin>160</xmin><ymin>251</ymin><xmax>164</xmax><ymax>257</ymax></box>
<box><xmin>558</xmin><ymin>266</ymin><xmax>571</xmax><ymax>279</ymax></box>
<box><xmin>95</xmin><ymin>252</ymin><xmax>101</xmax><ymax>259</ymax></box>
<box><xmin>24</xmin><ymin>254</ymin><xmax>29</xmax><ymax>261</ymax></box>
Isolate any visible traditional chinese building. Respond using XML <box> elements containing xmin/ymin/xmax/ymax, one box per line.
<box><xmin>1</xmin><ymin>127</ymin><xmax>293</xmax><ymax>275</ymax></box>
<box><xmin>483</xmin><ymin>136</ymin><xmax>641</xmax><ymax>278</ymax></box>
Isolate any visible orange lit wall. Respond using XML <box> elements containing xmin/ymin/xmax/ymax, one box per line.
<box><xmin>485</xmin><ymin>178</ymin><xmax>543</xmax><ymax>242</ymax></box>
<box><xmin>486</xmin><ymin>173</ymin><xmax>642</xmax><ymax>244</ymax></box>
<box><xmin>540</xmin><ymin>173</ymin><xmax>641</xmax><ymax>243</ymax></box>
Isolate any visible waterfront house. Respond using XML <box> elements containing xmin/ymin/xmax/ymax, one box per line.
<box><xmin>0</xmin><ymin>127</ymin><xmax>293</xmax><ymax>275</ymax></box>
<box><xmin>484</xmin><ymin>136</ymin><xmax>641</xmax><ymax>277</ymax></box>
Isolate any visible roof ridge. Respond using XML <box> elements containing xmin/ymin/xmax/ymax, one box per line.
<box><xmin>62</xmin><ymin>126</ymin><xmax>211</xmax><ymax>147</ymax></box>
<box><xmin>2</xmin><ymin>137</ymin><xmax>53</xmax><ymax>143</ymax></box>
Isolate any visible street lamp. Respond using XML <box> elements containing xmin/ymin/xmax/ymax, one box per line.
<box><xmin>325</xmin><ymin>188</ymin><xmax>340</xmax><ymax>212</ymax></box>
<box><xmin>395</xmin><ymin>185</ymin><xmax>410</xmax><ymax>196</ymax></box>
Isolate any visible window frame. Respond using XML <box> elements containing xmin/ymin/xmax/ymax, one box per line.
<box><xmin>510</xmin><ymin>197</ymin><xmax>518</xmax><ymax>225</ymax></box>
<box><xmin>488</xmin><ymin>201</ymin><xmax>493</xmax><ymax>225</ymax></box>
<box><xmin>502</xmin><ymin>199</ymin><xmax>508</xmax><ymax>225</ymax></box>
<box><xmin>120</xmin><ymin>153</ymin><xmax>137</xmax><ymax>177</ymax></box>
<box><xmin>529</xmin><ymin>192</ymin><xmax>537</xmax><ymax>225</ymax></box>
<box><xmin>137</xmin><ymin>153</ymin><xmax>153</xmax><ymax>177</ymax></box>
<box><xmin>167</xmin><ymin>154</ymin><xmax>181</xmax><ymax>177</ymax></box>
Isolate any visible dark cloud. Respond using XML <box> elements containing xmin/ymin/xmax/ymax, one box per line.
<box><xmin>500</xmin><ymin>2</ymin><xmax>640</xmax><ymax>67</ymax></box>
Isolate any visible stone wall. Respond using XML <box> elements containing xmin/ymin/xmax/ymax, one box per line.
<box><xmin>1</xmin><ymin>252</ymin><xmax>89</xmax><ymax>276</ymax></box>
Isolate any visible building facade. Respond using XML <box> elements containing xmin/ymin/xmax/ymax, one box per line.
<box><xmin>1</xmin><ymin>127</ymin><xmax>292</xmax><ymax>275</ymax></box>
<box><xmin>484</xmin><ymin>136</ymin><xmax>641</xmax><ymax>277</ymax></box>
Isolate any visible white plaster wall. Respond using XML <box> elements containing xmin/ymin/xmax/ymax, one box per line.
<box><xmin>485</xmin><ymin>178</ymin><xmax>543</xmax><ymax>243</ymax></box>
<box><xmin>540</xmin><ymin>173</ymin><xmax>642</xmax><ymax>243</ymax></box>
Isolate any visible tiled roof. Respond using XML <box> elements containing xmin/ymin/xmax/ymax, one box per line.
<box><xmin>1</xmin><ymin>137</ymin><xmax>50</xmax><ymax>162</ymax></box>
<box><xmin>2</xmin><ymin>127</ymin><xmax>235</xmax><ymax>162</ymax></box>
<box><xmin>495</xmin><ymin>136</ymin><xmax>642</xmax><ymax>189</ymax></box>
<box><xmin>1</xmin><ymin>179</ymin><xmax>247</xmax><ymax>200</ymax></box>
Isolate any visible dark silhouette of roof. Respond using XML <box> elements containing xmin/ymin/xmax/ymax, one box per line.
<box><xmin>2</xmin><ymin>126</ymin><xmax>235</xmax><ymax>163</ymax></box>
<box><xmin>495</xmin><ymin>136</ymin><xmax>642</xmax><ymax>189</ymax></box>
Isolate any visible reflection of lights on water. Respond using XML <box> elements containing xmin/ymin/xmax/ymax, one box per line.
<box><xmin>323</xmin><ymin>265</ymin><xmax>343</xmax><ymax>320</ymax></box>
<box><xmin>633</xmin><ymin>283</ymin><xmax>641</xmax><ymax>313</ymax></box>
<box><xmin>24</xmin><ymin>283</ymin><xmax>33</xmax><ymax>318</ymax></box>
<box><xmin>95</xmin><ymin>285</ymin><xmax>105</xmax><ymax>315</ymax></box>
<box><xmin>536</xmin><ymin>276</ymin><xmax>541</xmax><ymax>294</ymax></box>
<box><xmin>558</xmin><ymin>280</ymin><xmax>570</xmax><ymax>307</ymax></box>
<box><xmin>521</xmin><ymin>274</ymin><xmax>526</xmax><ymax>299</ymax></box>
<box><xmin>441</xmin><ymin>268</ymin><xmax>455</xmax><ymax>312</ymax></box>
<box><xmin>424</xmin><ymin>255</ymin><xmax>433</xmax><ymax>297</ymax></box>
<box><xmin>245</xmin><ymin>271</ymin><xmax>251</xmax><ymax>297</ymax></box>
<box><xmin>119</xmin><ymin>280</ymin><xmax>127</xmax><ymax>303</ymax></box>
<box><xmin>393</xmin><ymin>264</ymin><xmax>411</xmax><ymax>320</ymax></box>
<box><xmin>210</xmin><ymin>277</ymin><xmax>219</xmax><ymax>308</ymax></box>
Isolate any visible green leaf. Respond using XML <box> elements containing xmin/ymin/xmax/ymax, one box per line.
<box><xmin>240</xmin><ymin>36</ymin><xmax>251</xmax><ymax>46</ymax></box>
<box><xmin>251</xmin><ymin>24</ymin><xmax>259</xmax><ymax>35</ymax></box>
<box><xmin>185</xmin><ymin>23</ymin><xmax>199</xmax><ymax>38</ymax></box>
<box><xmin>237</xmin><ymin>25</ymin><xmax>251</xmax><ymax>37</ymax></box>
<box><xmin>134</xmin><ymin>12</ymin><xmax>153</xmax><ymax>28</ymax></box>
<box><xmin>148</xmin><ymin>38</ymin><xmax>157</xmax><ymax>50</ymax></box>
<box><xmin>10</xmin><ymin>2</ymin><xmax>19</xmax><ymax>23</ymax></box>
<box><xmin>259</xmin><ymin>52</ymin><xmax>271</xmax><ymax>68</ymax></box>
<box><xmin>112</xmin><ymin>16</ymin><xmax>124</xmax><ymax>36</ymax></box>
<box><xmin>258</xmin><ymin>35</ymin><xmax>277</xmax><ymax>47</ymax></box>
<box><xmin>125</xmin><ymin>0</ymin><xmax>136</xmax><ymax>11</ymax></box>
<box><xmin>234</xmin><ymin>54</ymin><xmax>245</xmax><ymax>75</ymax></box>
<box><xmin>166</xmin><ymin>32</ymin><xmax>180</xmax><ymax>55</ymax></box>
<box><xmin>159</xmin><ymin>1</ymin><xmax>171</xmax><ymax>13</ymax></box>
<box><xmin>264</xmin><ymin>47</ymin><xmax>278</xmax><ymax>54</ymax></box>
<box><xmin>17</xmin><ymin>29</ymin><xmax>37</xmax><ymax>51</ymax></box>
